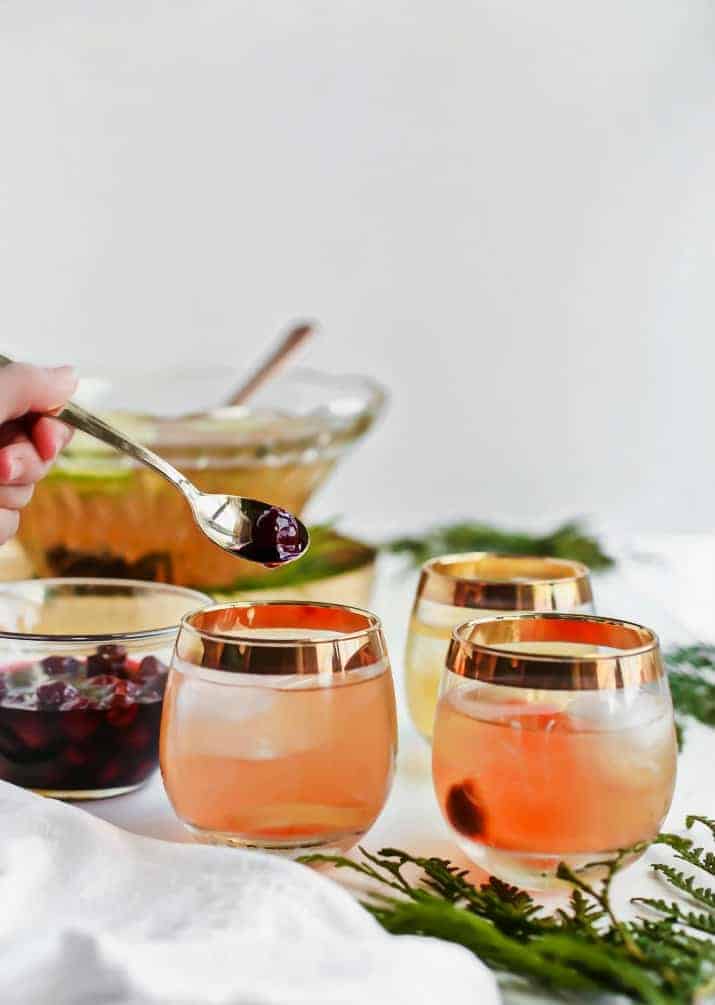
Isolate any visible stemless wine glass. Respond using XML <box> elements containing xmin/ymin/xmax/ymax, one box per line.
<box><xmin>432</xmin><ymin>613</ymin><xmax>678</xmax><ymax>888</ymax></box>
<box><xmin>405</xmin><ymin>554</ymin><xmax>594</xmax><ymax>741</ymax></box>
<box><xmin>160</xmin><ymin>601</ymin><xmax>397</xmax><ymax>855</ymax></box>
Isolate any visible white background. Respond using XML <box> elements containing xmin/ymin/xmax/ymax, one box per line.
<box><xmin>2</xmin><ymin>2</ymin><xmax>714</xmax><ymax>538</ymax></box>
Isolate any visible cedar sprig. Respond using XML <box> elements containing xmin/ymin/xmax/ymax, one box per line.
<box><xmin>385</xmin><ymin>519</ymin><xmax>614</xmax><ymax>570</ymax></box>
<box><xmin>665</xmin><ymin>648</ymin><xmax>715</xmax><ymax>748</ymax></box>
<box><xmin>303</xmin><ymin>816</ymin><xmax>715</xmax><ymax>1003</ymax></box>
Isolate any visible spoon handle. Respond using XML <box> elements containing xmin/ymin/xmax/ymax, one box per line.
<box><xmin>0</xmin><ymin>354</ymin><xmax>193</xmax><ymax>496</ymax></box>
<box><xmin>58</xmin><ymin>401</ymin><xmax>194</xmax><ymax>493</ymax></box>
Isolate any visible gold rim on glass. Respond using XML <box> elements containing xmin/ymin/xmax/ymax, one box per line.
<box><xmin>446</xmin><ymin>613</ymin><xmax>662</xmax><ymax>690</ymax></box>
<box><xmin>417</xmin><ymin>553</ymin><xmax>593</xmax><ymax>611</ymax></box>
<box><xmin>176</xmin><ymin>600</ymin><xmax>387</xmax><ymax>675</ymax></box>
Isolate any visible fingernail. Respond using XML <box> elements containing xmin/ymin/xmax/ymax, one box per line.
<box><xmin>45</xmin><ymin>366</ymin><xmax>78</xmax><ymax>409</ymax></box>
<box><xmin>5</xmin><ymin>457</ymin><xmax>19</xmax><ymax>482</ymax></box>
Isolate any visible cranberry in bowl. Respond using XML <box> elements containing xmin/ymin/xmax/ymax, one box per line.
<box><xmin>0</xmin><ymin>579</ymin><xmax>209</xmax><ymax>799</ymax></box>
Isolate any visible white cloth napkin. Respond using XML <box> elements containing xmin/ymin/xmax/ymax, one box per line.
<box><xmin>0</xmin><ymin>782</ymin><xmax>499</xmax><ymax>1005</ymax></box>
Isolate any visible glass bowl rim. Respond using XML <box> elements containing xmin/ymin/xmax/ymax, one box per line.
<box><xmin>180</xmin><ymin>599</ymin><xmax>383</xmax><ymax>647</ymax></box>
<box><xmin>0</xmin><ymin>578</ymin><xmax>211</xmax><ymax>644</ymax></box>
<box><xmin>70</xmin><ymin>367</ymin><xmax>387</xmax><ymax>428</ymax></box>
<box><xmin>53</xmin><ymin>368</ymin><xmax>388</xmax><ymax>469</ymax></box>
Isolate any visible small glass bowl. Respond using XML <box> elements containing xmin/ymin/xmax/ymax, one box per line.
<box><xmin>0</xmin><ymin>578</ymin><xmax>209</xmax><ymax>799</ymax></box>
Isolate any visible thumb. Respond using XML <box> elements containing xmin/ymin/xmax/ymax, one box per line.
<box><xmin>0</xmin><ymin>363</ymin><xmax>78</xmax><ymax>423</ymax></box>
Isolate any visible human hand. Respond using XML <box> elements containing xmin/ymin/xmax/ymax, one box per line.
<box><xmin>0</xmin><ymin>362</ymin><xmax>78</xmax><ymax>544</ymax></box>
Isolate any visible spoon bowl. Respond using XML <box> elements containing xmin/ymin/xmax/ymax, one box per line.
<box><xmin>191</xmin><ymin>493</ymin><xmax>310</xmax><ymax>564</ymax></box>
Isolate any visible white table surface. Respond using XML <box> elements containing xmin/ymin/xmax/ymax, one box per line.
<box><xmin>76</xmin><ymin>539</ymin><xmax>715</xmax><ymax>1003</ymax></box>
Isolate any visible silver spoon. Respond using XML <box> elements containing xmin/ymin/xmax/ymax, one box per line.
<box><xmin>0</xmin><ymin>354</ymin><xmax>309</xmax><ymax>567</ymax></box>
